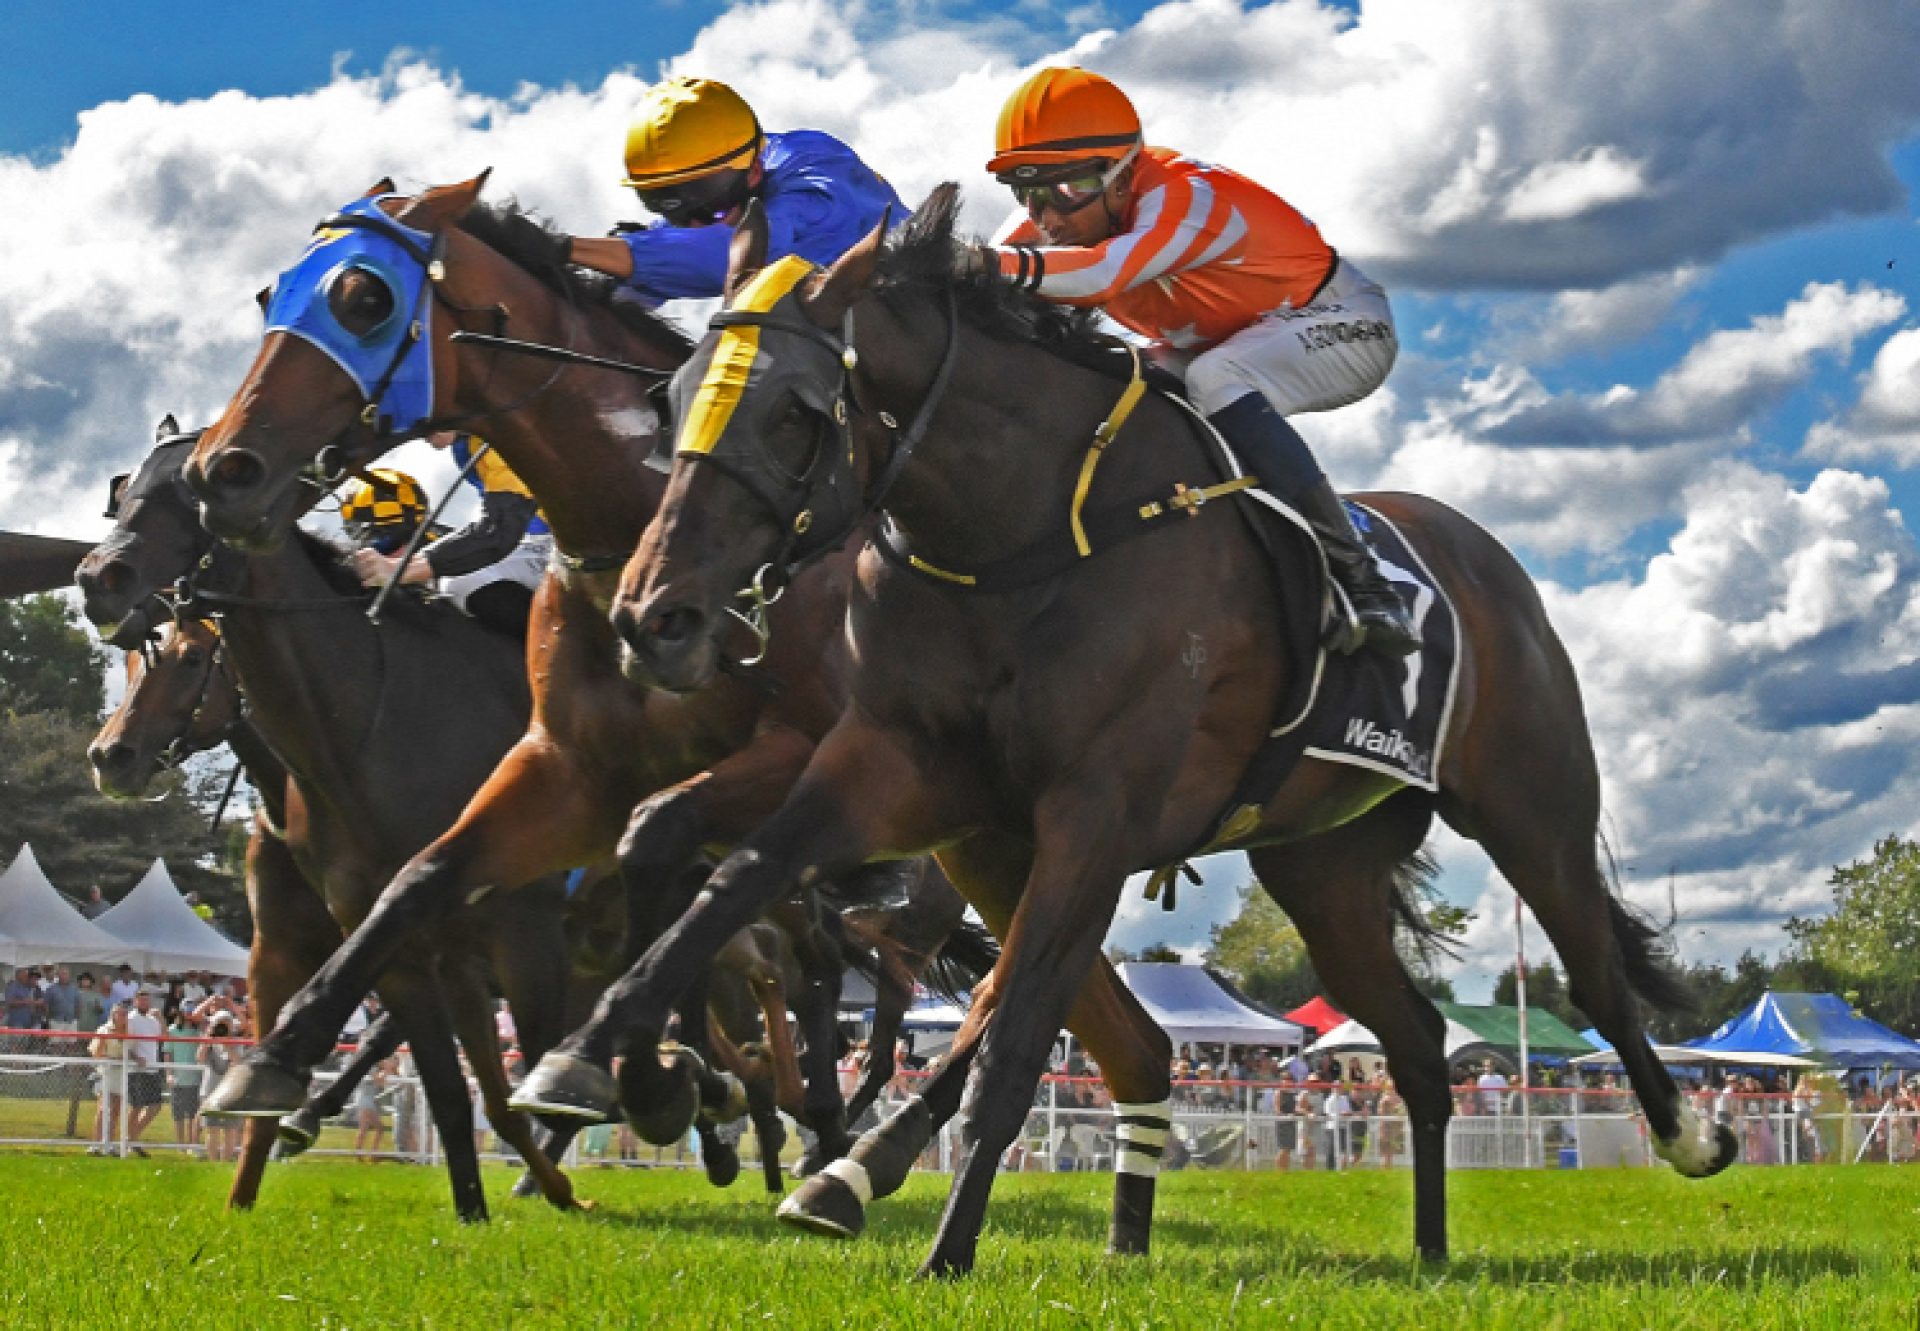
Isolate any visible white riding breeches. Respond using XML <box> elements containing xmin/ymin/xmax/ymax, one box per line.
<box><xmin>441</xmin><ymin>533</ymin><xmax>552</xmax><ymax>614</ymax></box>
<box><xmin>1179</xmin><ymin>257</ymin><xmax>1398</xmax><ymax>417</ymax></box>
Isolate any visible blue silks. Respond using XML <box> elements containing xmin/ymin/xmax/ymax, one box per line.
<box><xmin>263</xmin><ymin>195</ymin><xmax>437</xmax><ymax>434</ymax></box>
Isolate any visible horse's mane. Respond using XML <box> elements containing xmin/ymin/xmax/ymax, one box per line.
<box><xmin>290</xmin><ymin>527</ymin><xmax>456</xmax><ymax>630</ymax></box>
<box><xmin>456</xmin><ymin>201</ymin><xmax>695</xmax><ymax>358</ymax></box>
<box><xmin>876</xmin><ymin>184</ymin><xmax>1107</xmax><ymax>356</ymax></box>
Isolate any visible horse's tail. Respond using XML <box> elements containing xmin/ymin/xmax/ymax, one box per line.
<box><xmin>1598</xmin><ymin>833</ymin><xmax>1697</xmax><ymax>1015</ymax></box>
<box><xmin>1386</xmin><ymin>848</ymin><xmax>1460</xmax><ymax>969</ymax></box>
<box><xmin>923</xmin><ymin>919</ymin><xmax>1000</xmax><ymax>1005</ymax></box>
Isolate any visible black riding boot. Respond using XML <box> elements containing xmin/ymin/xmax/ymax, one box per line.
<box><xmin>1207</xmin><ymin>394</ymin><xmax>1421</xmax><ymax>657</ymax></box>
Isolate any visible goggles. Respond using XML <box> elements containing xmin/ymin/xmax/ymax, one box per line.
<box><xmin>1000</xmin><ymin>146</ymin><xmax>1138</xmax><ymax>216</ymax></box>
<box><xmin>634</xmin><ymin>169</ymin><xmax>752</xmax><ymax>227</ymax></box>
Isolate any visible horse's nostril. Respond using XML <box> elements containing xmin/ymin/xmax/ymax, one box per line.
<box><xmin>96</xmin><ymin>561</ymin><xmax>133</xmax><ymax>596</ymax></box>
<box><xmin>89</xmin><ymin>742</ymin><xmax>133</xmax><ymax>774</ymax></box>
<box><xmin>207</xmin><ymin>449</ymin><xmax>267</xmax><ymax>496</ymax></box>
<box><xmin>649</xmin><ymin>607</ymin><xmax>702</xmax><ymax>647</ymax></box>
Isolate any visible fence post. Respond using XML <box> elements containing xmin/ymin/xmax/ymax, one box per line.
<box><xmin>115</xmin><ymin>1039</ymin><xmax>131</xmax><ymax>1157</ymax></box>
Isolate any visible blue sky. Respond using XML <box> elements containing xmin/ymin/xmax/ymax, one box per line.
<box><xmin>4</xmin><ymin>1</ymin><xmax>1920</xmax><ymax>999</ymax></box>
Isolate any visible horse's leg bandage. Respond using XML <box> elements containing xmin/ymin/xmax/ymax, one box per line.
<box><xmin>1114</xmin><ymin>1099</ymin><xmax>1173</xmax><ymax>1177</ymax></box>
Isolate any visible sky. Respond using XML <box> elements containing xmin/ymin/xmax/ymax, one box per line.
<box><xmin>4</xmin><ymin>0</ymin><xmax>1920</xmax><ymax>1001</ymax></box>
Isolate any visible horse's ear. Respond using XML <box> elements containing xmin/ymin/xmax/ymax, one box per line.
<box><xmin>801</xmin><ymin>209</ymin><xmax>888</xmax><ymax>329</ymax></box>
<box><xmin>362</xmin><ymin>177</ymin><xmax>397</xmax><ymax>198</ymax></box>
<box><xmin>723</xmin><ymin>199</ymin><xmax>770</xmax><ymax>307</ymax></box>
<box><xmin>400</xmin><ymin>169</ymin><xmax>492</xmax><ymax>233</ymax></box>
<box><xmin>155</xmin><ymin>414</ymin><xmax>178</xmax><ymax>442</ymax></box>
<box><xmin>255</xmin><ymin>286</ymin><xmax>271</xmax><ymax>314</ymax></box>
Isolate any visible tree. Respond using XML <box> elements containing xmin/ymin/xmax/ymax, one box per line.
<box><xmin>1109</xmin><ymin>942</ymin><xmax>1185</xmax><ymax>964</ymax></box>
<box><xmin>0</xmin><ymin>594</ymin><xmax>108</xmax><ymax>721</ymax></box>
<box><xmin>1782</xmin><ymin>836</ymin><xmax>1920</xmax><ymax>1031</ymax></box>
<box><xmin>1491</xmin><ymin>960</ymin><xmax>1585</xmax><ymax>1031</ymax></box>
<box><xmin>0</xmin><ymin>710</ymin><xmax>250</xmax><ymax>935</ymax></box>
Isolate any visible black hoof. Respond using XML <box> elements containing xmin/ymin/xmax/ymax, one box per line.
<box><xmin>777</xmin><ymin>1173</ymin><xmax>865</xmax><ymax>1239</ymax></box>
<box><xmin>702</xmin><ymin>1138</ymin><xmax>741</xmax><ymax>1188</ymax></box>
<box><xmin>915</xmin><ymin>1250</ymin><xmax>974</xmax><ymax>1281</ymax></box>
<box><xmin>201</xmin><ymin>1058</ymin><xmax>309</xmax><ymax>1117</ymax></box>
<box><xmin>622</xmin><ymin>1048</ymin><xmax>699</xmax><ymax>1147</ymax></box>
<box><xmin>510</xmin><ymin>1171</ymin><xmax>542</xmax><ymax>1200</ymax></box>
<box><xmin>698</xmin><ymin>1071</ymin><xmax>748</xmax><ymax>1125</ymax></box>
<box><xmin>510</xmin><ymin>1053</ymin><xmax>617</xmax><ymax>1121</ymax></box>
<box><xmin>276</xmin><ymin>1107</ymin><xmax>321</xmax><ymax>1154</ymax></box>
<box><xmin>1708</xmin><ymin>1123</ymin><xmax>1740</xmax><ymax>1175</ymax></box>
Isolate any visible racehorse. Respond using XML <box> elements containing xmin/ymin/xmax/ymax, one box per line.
<box><xmin>181</xmin><ymin>178</ymin><xmax>1034</xmax><ymax>1176</ymax></box>
<box><xmin>87</xmin><ymin>614</ymin><xmax>415</xmax><ymax>1161</ymax></box>
<box><xmin>78</xmin><ymin>428</ymin><xmax>582</xmax><ymax>1220</ymax></box>
<box><xmin>78</xmin><ymin>427</ymin><xmax>849</xmax><ymax>1198</ymax></box>
<box><xmin>587</xmin><ymin>187</ymin><xmax>1736</xmax><ymax>1275</ymax></box>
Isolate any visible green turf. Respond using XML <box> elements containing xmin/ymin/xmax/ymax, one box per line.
<box><xmin>2</xmin><ymin>1152</ymin><xmax>1913</xmax><ymax>1328</ymax></box>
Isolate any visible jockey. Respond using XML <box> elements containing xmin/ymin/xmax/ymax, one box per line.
<box><xmin>564</xmin><ymin>76</ymin><xmax>905</xmax><ymax>303</ymax></box>
<box><xmin>347</xmin><ymin>433</ymin><xmax>551</xmax><ymax>638</ymax></box>
<box><xmin>978</xmin><ymin>67</ymin><xmax>1418</xmax><ymax>656</ymax></box>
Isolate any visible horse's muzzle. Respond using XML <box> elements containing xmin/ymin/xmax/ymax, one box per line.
<box><xmin>612</xmin><ymin>597</ymin><xmax>716</xmax><ymax>693</ymax></box>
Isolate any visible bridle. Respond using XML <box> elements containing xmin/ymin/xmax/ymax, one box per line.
<box><xmin>679</xmin><ymin>288</ymin><xmax>959</xmax><ymax>654</ymax></box>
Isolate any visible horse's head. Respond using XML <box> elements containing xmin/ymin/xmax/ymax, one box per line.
<box><xmin>88</xmin><ymin>618</ymin><xmax>239</xmax><ymax>798</ymax></box>
<box><xmin>613</xmin><ymin>197</ymin><xmax>905</xmax><ymax>692</ymax></box>
<box><xmin>76</xmin><ymin>416</ymin><xmax>217</xmax><ymax>644</ymax></box>
<box><xmin>185</xmin><ymin>174</ymin><xmax>498</xmax><ymax>549</ymax></box>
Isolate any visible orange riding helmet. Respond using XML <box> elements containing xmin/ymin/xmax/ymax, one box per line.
<box><xmin>987</xmin><ymin>67</ymin><xmax>1142</xmax><ymax>180</ymax></box>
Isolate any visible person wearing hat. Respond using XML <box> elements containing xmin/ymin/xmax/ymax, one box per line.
<box><xmin>974</xmin><ymin>66</ymin><xmax>1417</xmax><ymax>657</ymax></box>
<box><xmin>563</xmin><ymin>76</ymin><xmax>904</xmax><ymax>304</ymax></box>
<box><xmin>346</xmin><ymin>436</ymin><xmax>552</xmax><ymax>639</ymax></box>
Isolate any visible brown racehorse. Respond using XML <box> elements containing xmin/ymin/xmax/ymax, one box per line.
<box><xmin>184</xmin><ymin>178</ymin><xmax>1021</xmax><ymax>1174</ymax></box>
<box><xmin>87</xmin><ymin>616</ymin><xmax>409</xmax><ymax>1159</ymax></box>
<box><xmin>592</xmin><ymin>187</ymin><xmax>1736</xmax><ymax>1275</ymax></box>
<box><xmin>78</xmin><ymin>430</ymin><xmax>839</xmax><ymax>1198</ymax></box>
<box><xmin>78</xmin><ymin>430</ymin><xmax>583</xmax><ymax>1220</ymax></box>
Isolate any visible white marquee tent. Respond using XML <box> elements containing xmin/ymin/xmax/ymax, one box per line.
<box><xmin>95</xmin><ymin>859</ymin><xmax>248</xmax><ymax>976</ymax></box>
<box><xmin>0</xmin><ymin>844</ymin><xmax>135</xmax><ymax>967</ymax></box>
<box><xmin>1306</xmin><ymin>1015</ymin><xmax>1486</xmax><ymax>1061</ymax></box>
<box><xmin>1115</xmin><ymin>963</ymin><xmax>1305</xmax><ymax>1049</ymax></box>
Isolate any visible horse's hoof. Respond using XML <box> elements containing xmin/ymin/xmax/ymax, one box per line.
<box><xmin>915</xmin><ymin>1249</ymin><xmax>974</xmax><ymax>1281</ymax></box>
<box><xmin>777</xmin><ymin>1173</ymin><xmax>865</xmax><ymax>1240</ymax></box>
<box><xmin>621</xmin><ymin>1050</ymin><xmax>699</xmax><ymax>1146</ymax></box>
<box><xmin>510</xmin><ymin>1170</ymin><xmax>542</xmax><ymax>1200</ymax></box>
<box><xmin>276</xmin><ymin>1107</ymin><xmax>321</xmax><ymax>1154</ymax></box>
<box><xmin>510</xmin><ymin>1053</ymin><xmax>617</xmax><ymax>1121</ymax></box>
<box><xmin>702</xmin><ymin>1138</ymin><xmax>741</xmax><ymax>1188</ymax></box>
<box><xmin>1708</xmin><ymin>1122</ymin><xmax>1740</xmax><ymax>1175</ymax></box>
<box><xmin>201</xmin><ymin>1059</ymin><xmax>308</xmax><ymax>1117</ymax></box>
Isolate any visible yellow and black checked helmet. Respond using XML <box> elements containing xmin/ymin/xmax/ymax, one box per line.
<box><xmin>341</xmin><ymin>468</ymin><xmax>428</xmax><ymax>554</ymax></box>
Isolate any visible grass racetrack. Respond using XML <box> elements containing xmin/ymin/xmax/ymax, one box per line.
<box><xmin>4</xmin><ymin>1152</ymin><xmax>1913</xmax><ymax>1328</ymax></box>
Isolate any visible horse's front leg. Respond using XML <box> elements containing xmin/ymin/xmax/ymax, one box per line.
<box><xmin>921</xmin><ymin>783</ymin><xmax>1136</xmax><ymax>1279</ymax></box>
<box><xmin>521</xmin><ymin>718</ymin><xmax>943</xmax><ymax>1144</ymax></box>
<box><xmin>209</xmin><ymin>740</ymin><xmax>620</xmax><ymax>1115</ymax></box>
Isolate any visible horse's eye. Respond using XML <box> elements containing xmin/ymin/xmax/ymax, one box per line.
<box><xmin>327</xmin><ymin>268</ymin><xmax>396</xmax><ymax>337</ymax></box>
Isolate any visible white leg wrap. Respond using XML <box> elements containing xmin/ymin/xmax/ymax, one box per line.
<box><xmin>1114</xmin><ymin>1099</ymin><xmax>1173</xmax><ymax>1179</ymax></box>
<box><xmin>820</xmin><ymin>1156</ymin><xmax>874</xmax><ymax>1204</ymax></box>
<box><xmin>1653</xmin><ymin>1104</ymin><xmax>1716</xmax><ymax>1177</ymax></box>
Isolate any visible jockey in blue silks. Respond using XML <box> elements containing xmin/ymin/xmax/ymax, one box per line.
<box><xmin>561</xmin><ymin>76</ymin><xmax>904</xmax><ymax>304</ymax></box>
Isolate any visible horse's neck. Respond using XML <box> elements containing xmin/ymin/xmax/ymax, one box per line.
<box><xmin>225</xmin><ymin>723</ymin><xmax>291</xmax><ymax>831</ymax></box>
<box><xmin>453</xmin><ymin>301</ymin><xmax>671</xmax><ymax>561</ymax></box>
<box><xmin>874</xmin><ymin>314</ymin><xmax>1115</xmax><ymax>570</ymax></box>
<box><xmin>216</xmin><ymin>547</ymin><xmax>383</xmax><ymax>799</ymax></box>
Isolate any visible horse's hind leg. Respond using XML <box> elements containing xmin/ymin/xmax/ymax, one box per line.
<box><xmin>1251</xmin><ymin>797</ymin><xmax>1452</xmax><ymax>1262</ymax></box>
<box><xmin>376</xmin><ymin>965</ymin><xmax>489</xmax><ymax>1221</ymax></box>
<box><xmin>1457</xmin><ymin>791</ymin><xmax>1732</xmax><ymax>1174</ymax></box>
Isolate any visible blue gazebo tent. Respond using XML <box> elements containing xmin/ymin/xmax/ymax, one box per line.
<box><xmin>1685</xmin><ymin>991</ymin><xmax>1920</xmax><ymax>1071</ymax></box>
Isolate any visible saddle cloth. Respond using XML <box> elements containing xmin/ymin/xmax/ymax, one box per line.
<box><xmin>1298</xmin><ymin>502</ymin><xmax>1460</xmax><ymax>791</ymax></box>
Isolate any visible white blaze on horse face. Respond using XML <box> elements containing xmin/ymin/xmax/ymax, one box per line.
<box><xmin>599</xmin><ymin>405</ymin><xmax>660</xmax><ymax>443</ymax></box>
<box><xmin>1652</xmin><ymin>1103</ymin><xmax>1719</xmax><ymax>1177</ymax></box>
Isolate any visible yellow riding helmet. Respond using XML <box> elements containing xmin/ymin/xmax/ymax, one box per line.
<box><xmin>622</xmin><ymin>77</ymin><xmax>763</xmax><ymax>190</ymax></box>
<box><xmin>987</xmin><ymin>66</ymin><xmax>1142</xmax><ymax>178</ymax></box>
<box><xmin>340</xmin><ymin>468</ymin><xmax>428</xmax><ymax>545</ymax></box>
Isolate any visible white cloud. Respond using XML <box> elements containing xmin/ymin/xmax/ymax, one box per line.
<box><xmin>1501</xmin><ymin>146</ymin><xmax>1651</xmax><ymax>224</ymax></box>
<box><xmin>1804</xmin><ymin>326</ymin><xmax>1920</xmax><ymax>467</ymax></box>
<box><xmin>1494</xmin><ymin>266</ymin><xmax>1704</xmax><ymax>363</ymax></box>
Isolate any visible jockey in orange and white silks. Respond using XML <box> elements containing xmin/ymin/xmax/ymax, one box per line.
<box><xmin>980</xmin><ymin>66</ymin><xmax>1416</xmax><ymax>657</ymax></box>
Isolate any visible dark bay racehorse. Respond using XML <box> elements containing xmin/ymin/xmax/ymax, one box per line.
<box><xmin>184</xmin><ymin>178</ymin><xmax>1016</xmax><ymax>1171</ymax></box>
<box><xmin>593</xmin><ymin>187</ymin><xmax>1736</xmax><ymax>1275</ymax></box>
<box><xmin>88</xmin><ymin>614</ymin><xmax>414</xmax><ymax>1158</ymax></box>
<box><xmin>77</xmin><ymin>430</ymin><xmax>582</xmax><ymax>1219</ymax></box>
